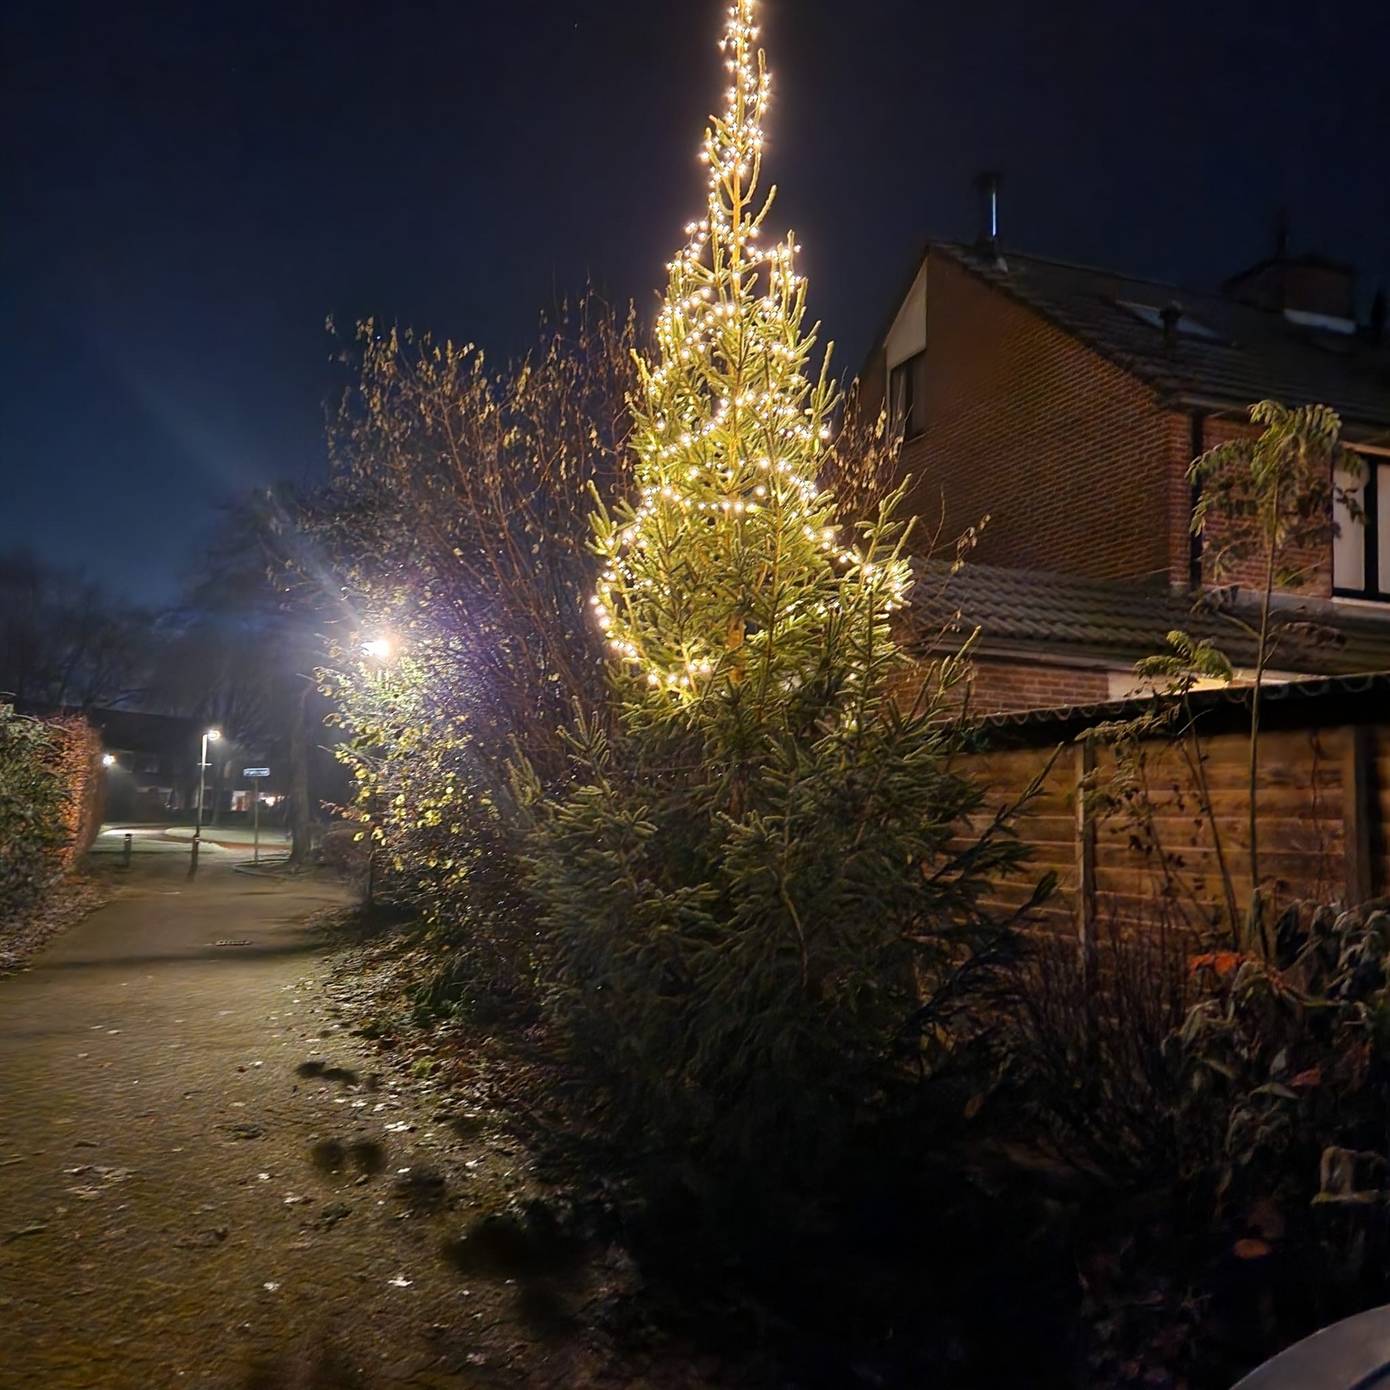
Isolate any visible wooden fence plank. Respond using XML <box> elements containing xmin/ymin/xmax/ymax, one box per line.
<box><xmin>958</xmin><ymin>715</ymin><xmax>1387</xmax><ymax>932</ymax></box>
<box><xmin>1344</xmin><ymin>724</ymin><xmax>1375</xmax><ymax>906</ymax></box>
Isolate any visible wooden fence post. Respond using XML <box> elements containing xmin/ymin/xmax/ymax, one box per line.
<box><xmin>1075</xmin><ymin>738</ymin><xmax>1097</xmax><ymax>988</ymax></box>
<box><xmin>1343</xmin><ymin>724</ymin><xmax>1375</xmax><ymax>907</ymax></box>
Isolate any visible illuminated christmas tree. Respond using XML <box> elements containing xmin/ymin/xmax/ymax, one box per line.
<box><xmin>526</xmin><ymin>0</ymin><xmax>1031</xmax><ymax>1182</ymax></box>
<box><xmin>591</xmin><ymin>0</ymin><xmax>909</xmax><ymax>710</ymax></box>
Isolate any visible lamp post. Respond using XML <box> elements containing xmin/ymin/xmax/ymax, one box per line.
<box><xmin>194</xmin><ymin>728</ymin><xmax>222</xmax><ymax>842</ymax></box>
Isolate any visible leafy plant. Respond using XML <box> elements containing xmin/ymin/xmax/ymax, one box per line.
<box><xmin>1182</xmin><ymin>401</ymin><xmax>1359</xmax><ymax>947</ymax></box>
<box><xmin>317</xmin><ymin>295</ymin><xmax>637</xmax><ymax>994</ymax></box>
<box><xmin>1168</xmin><ymin>903</ymin><xmax>1390</xmax><ymax>1224</ymax></box>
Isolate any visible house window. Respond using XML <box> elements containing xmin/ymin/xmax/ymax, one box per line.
<box><xmin>888</xmin><ymin>349</ymin><xmax>928</xmax><ymax>439</ymax></box>
<box><xmin>1333</xmin><ymin>454</ymin><xmax>1389</xmax><ymax>600</ymax></box>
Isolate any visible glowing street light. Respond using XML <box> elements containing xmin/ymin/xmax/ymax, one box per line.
<box><xmin>362</xmin><ymin>637</ymin><xmax>394</xmax><ymax>663</ymax></box>
<box><xmin>101</xmin><ymin>753</ymin><xmax>117</xmax><ymax>769</ymax></box>
<box><xmin>194</xmin><ymin>728</ymin><xmax>222</xmax><ymax>839</ymax></box>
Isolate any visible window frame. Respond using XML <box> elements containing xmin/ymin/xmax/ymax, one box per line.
<box><xmin>887</xmin><ymin>348</ymin><xmax>928</xmax><ymax>441</ymax></box>
<box><xmin>1333</xmin><ymin>454</ymin><xmax>1389</xmax><ymax>602</ymax></box>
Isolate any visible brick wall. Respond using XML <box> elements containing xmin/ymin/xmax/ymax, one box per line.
<box><xmin>862</xmin><ymin>248</ymin><xmax>1356</xmax><ymax>682</ymax></box>
<box><xmin>1193</xmin><ymin>414</ymin><xmax>1334</xmax><ymax>598</ymax></box>
<box><xmin>890</xmin><ymin>252</ymin><xmax>1186</xmax><ymax>585</ymax></box>
<box><xmin>967</xmin><ymin>657</ymin><xmax>1113</xmax><ymax>714</ymax></box>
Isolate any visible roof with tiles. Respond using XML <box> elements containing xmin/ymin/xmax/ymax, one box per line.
<box><xmin>932</xmin><ymin>243</ymin><xmax>1390</xmax><ymax>433</ymax></box>
<box><xmin>966</xmin><ymin>671</ymin><xmax>1390</xmax><ymax>746</ymax></box>
<box><xmin>911</xmin><ymin>562</ymin><xmax>1390</xmax><ymax>676</ymax></box>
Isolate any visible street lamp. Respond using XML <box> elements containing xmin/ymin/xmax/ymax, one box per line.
<box><xmin>101</xmin><ymin>753</ymin><xmax>117</xmax><ymax>769</ymax></box>
<box><xmin>194</xmin><ymin>728</ymin><xmax>222</xmax><ymax>840</ymax></box>
<box><xmin>362</xmin><ymin>636</ymin><xmax>394</xmax><ymax>662</ymax></box>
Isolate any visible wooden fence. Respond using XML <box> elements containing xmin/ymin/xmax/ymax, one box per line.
<box><xmin>952</xmin><ymin>674</ymin><xmax>1390</xmax><ymax>946</ymax></box>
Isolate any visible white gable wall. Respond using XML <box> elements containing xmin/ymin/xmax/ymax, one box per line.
<box><xmin>885</xmin><ymin>261</ymin><xmax>927</xmax><ymax>371</ymax></box>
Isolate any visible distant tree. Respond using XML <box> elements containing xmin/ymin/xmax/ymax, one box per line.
<box><xmin>0</xmin><ymin>550</ymin><xmax>152</xmax><ymax>709</ymax></box>
<box><xmin>154</xmin><ymin>492</ymin><xmax>345</xmax><ymax>859</ymax></box>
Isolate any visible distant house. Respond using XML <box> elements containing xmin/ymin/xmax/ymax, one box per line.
<box><xmin>86</xmin><ymin>706</ymin><xmax>287</xmax><ymax>822</ymax></box>
<box><xmin>87</xmin><ymin>708</ymin><xmax>286</xmax><ymax>822</ymax></box>
<box><xmin>86</xmin><ymin>709</ymin><xmax>198</xmax><ymax>818</ymax></box>
<box><xmin>861</xmin><ymin>237</ymin><xmax>1390</xmax><ymax>711</ymax></box>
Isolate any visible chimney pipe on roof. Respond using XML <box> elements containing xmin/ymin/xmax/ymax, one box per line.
<box><xmin>973</xmin><ymin>170</ymin><xmax>1006</xmax><ymax>270</ymax></box>
<box><xmin>974</xmin><ymin>170</ymin><xmax>1001</xmax><ymax>248</ymax></box>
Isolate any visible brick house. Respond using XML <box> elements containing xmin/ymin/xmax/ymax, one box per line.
<box><xmin>88</xmin><ymin>708</ymin><xmax>287</xmax><ymax>823</ymax></box>
<box><xmin>87</xmin><ymin>708</ymin><xmax>198</xmax><ymax>818</ymax></box>
<box><xmin>861</xmin><ymin>239</ymin><xmax>1390</xmax><ymax>711</ymax></box>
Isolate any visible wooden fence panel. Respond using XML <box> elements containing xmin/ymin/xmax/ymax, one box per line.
<box><xmin>954</xmin><ymin>716</ymin><xmax>1385</xmax><ymax>937</ymax></box>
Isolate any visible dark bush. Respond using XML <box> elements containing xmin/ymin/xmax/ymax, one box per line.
<box><xmin>0</xmin><ymin>705</ymin><xmax>70</xmax><ymax>919</ymax></box>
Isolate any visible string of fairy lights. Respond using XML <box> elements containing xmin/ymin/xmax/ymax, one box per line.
<box><xmin>590</xmin><ymin>0</ymin><xmax>910</xmax><ymax>695</ymax></box>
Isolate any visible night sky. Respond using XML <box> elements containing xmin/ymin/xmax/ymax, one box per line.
<box><xmin>6</xmin><ymin>0</ymin><xmax>1388</xmax><ymax>603</ymax></box>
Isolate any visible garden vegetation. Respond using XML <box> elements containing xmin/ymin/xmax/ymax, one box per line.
<box><xmin>307</xmin><ymin>2</ymin><xmax>1389</xmax><ymax>1382</ymax></box>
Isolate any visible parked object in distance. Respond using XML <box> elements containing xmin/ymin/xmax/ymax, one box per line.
<box><xmin>1233</xmin><ymin>1305</ymin><xmax>1390</xmax><ymax>1388</ymax></box>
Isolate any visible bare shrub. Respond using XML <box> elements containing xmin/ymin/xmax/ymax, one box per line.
<box><xmin>1009</xmin><ymin>913</ymin><xmax>1194</xmax><ymax>1180</ymax></box>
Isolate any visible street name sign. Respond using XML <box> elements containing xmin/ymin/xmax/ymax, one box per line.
<box><xmin>243</xmin><ymin>767</ymin><xmax>270</xmax><ymax>778</ymax></box>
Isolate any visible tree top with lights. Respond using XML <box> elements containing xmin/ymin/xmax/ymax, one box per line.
<box><xmin>590</xmin><ymin>0</ymin><xmax>910</xmax><ymax>711</ymax></box>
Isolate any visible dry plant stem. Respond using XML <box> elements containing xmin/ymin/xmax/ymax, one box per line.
<box><xmin>1175</xmin><ymin>717</ymin><xmax>1240</xmax><ymax>950</ymax></box>
<box><xmin>1247</xmin><ymin>495</ymin><xmax>1278</xmax><ymax>958</ymax></box>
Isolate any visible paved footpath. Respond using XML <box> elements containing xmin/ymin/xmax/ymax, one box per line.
<box><xmin>0</xmin><ymin>856</ymin><xmax>617</xmax><ymax>1390</ymax></box>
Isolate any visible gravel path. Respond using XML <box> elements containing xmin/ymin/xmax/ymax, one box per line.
<box><xmin>0</xmin><ymin>855</ymin><xmax>636</xmax><ymax>1389</ymax></box>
